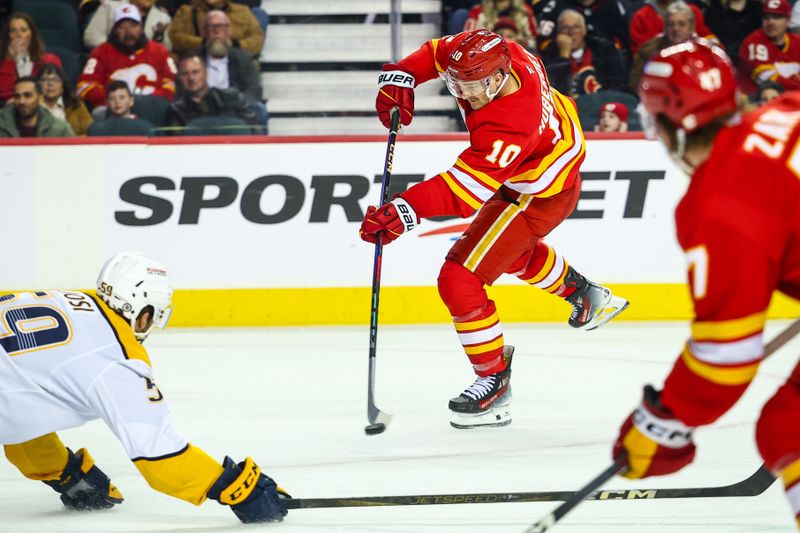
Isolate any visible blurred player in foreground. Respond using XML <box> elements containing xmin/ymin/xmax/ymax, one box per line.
<box><xmin>612</xmin><ymin>39</ymin><xmax>800</xmax><ymax>529</ymax></box>
<box><xmin>360</xmin><ymin>29</ymin><xmax>628</xmax><ymax>429</ymax></box>
<box><xmin>0</xmin><ymin>251</ymin><xmax>289</xmax><ymax>522</ymax></box>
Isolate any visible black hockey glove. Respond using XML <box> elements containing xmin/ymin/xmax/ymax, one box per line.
<box><xmin>43</xmin><ymin>447</ymin><xmax>124</xmax><ymax>510</ymax></box>
<box><xmin>207</xmin><ymin>456</ymin><xmax>290</xmax><ymax>523</ymax></box>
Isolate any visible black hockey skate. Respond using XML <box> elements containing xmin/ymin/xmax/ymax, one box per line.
<box><xmin>563</xmin><ymin>267</ymin><xmax>629</xmax><ymax>331</ymax></box>
<box><xmin>449</xmin><ymin>346</ymin><xmax>514</xmax><ymax>429</ymax></box>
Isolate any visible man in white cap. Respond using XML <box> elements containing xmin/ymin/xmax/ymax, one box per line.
<box><xmin>84</xmin><ymin>0</ymin><xmax>173</xmax><ymax>51</ymax></box>
<box><xmin>78</xmin><ymin>4</ymin><xmax>177</xmax><ymax>110</ymax></box>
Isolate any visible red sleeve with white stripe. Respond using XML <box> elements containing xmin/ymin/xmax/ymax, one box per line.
<box><xmin>660</xmin><ymin>211</ymin><xmax>775</xmax><ymax>427</ymax></box>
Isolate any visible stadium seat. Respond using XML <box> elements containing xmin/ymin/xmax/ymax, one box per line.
<box><xmin>184</xmin><ymin>116</ymin><xmax>252</xmax><ymax>136</ymax></box>
<box><xmin>87</xmin><ymin>118</ymin><xmax>153</xmax><ymax>137</ymax></box>
<box><xmin>131</xmin><ymin>95</ymin><xmax>170</xmax><ymax>128</ymax></box>
<box><xmin>576</xmin><ymin>90</ymin><xmax>641</xmax><ymax>132</ymax></box>
<box><xmin>14</xmin><ymin>0</ymin><xmax>81</xmax><ymax>51</ymax></box>
<box><xmin>47</xmin><ymin>46</ymin><xmax>80</xmax><ymax>88</ymax></box>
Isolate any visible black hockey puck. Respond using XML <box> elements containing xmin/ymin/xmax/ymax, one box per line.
<box><xmin>364</xmin><ymin>423</ymin><xmax>386</xmax><ymax>435</ymax></box>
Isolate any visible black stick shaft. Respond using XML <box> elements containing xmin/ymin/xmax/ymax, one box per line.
<box><xmin>522</xmin><ymin>316</ymin><xmax>800</xmax><ymax>530</ymax></box>
<box><xmin>524</xmin><ymin>462</ymin><xmax>627</xmax><ymax>533</ymax></box>
<box><xmin>366</xmin><ymin>111</ymin><xmax>400</xmax><ymax>426</ymax></box>
<box><xmin>283</xmin><ymin>464</ymin><xmax>776</xmax><ymax>509</ymax></box>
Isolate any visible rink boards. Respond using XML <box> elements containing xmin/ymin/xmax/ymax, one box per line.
<box><xmin>1</xmin><ymin>134</ymin><xmax>798</xmax><ymax>326</ymax></box>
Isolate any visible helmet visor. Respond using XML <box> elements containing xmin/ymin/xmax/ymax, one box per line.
<box><xmin>445</xmin><ymin>71</ymin><xmax>491</xmax><ymax>99</ymax></box>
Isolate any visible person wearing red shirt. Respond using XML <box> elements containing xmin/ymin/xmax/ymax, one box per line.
<box><xmin>362</xmin><ymin>30</ymin><xmax>628</xmax><ymax>429</ymax></box>
<box><xmin>78</xmin><ymin>4</ymin><xmax>176</xmax><ymax>110</ymax></box>
<box><xmin>629</xmin><ymin>0</ymin><xmax>714</xmax><ymax>54</ymax></box>
<box><xmin>612</xmin><ymin>38</ymin><xmax>800</xmax><ymax>530</ymax></box>
<box><xmin>738</xmin><ymin>0</ymin><xmax>800</xmax><ymax>93</ymax></box>
<box><xmin>0</xmin><ymin>13</ymin><xmax>62</xmax><ymax>104</ymax></box>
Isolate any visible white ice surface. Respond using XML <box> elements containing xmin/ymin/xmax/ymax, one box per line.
<box><xmin>1</xmin><ymin>321</ymin><xmax>798</xmax><ymax>533</ymax></box>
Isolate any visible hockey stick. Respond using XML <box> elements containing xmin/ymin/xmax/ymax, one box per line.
<box><xmin>363</xmin><ymin>110</ymin><xmax>401</xmax><ymax>436</ymax></box>
<box><xmin>288</xmin><ymin>318</ymin><xmax>800</xmax><ymax>510</ymax></box>
<box><xmin>283</xmin><ymin>463</ymin><xmax>775</xmax><ymax>509</ymax></box>
<box><xmin>525</xmin><ymin>316</ymin><xmax>800</xmax><ymax>532</ymax></box>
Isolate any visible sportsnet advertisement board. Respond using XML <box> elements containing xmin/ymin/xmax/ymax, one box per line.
<box><xmin>1</xmin><ymin>136</ymin><xmax>796</xmax><ymax>326</ymax></box>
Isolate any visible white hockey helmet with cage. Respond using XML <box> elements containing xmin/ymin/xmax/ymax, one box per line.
<box><xmin>96</xmin><ymin>251</ymin><xmax>174</xmax><ymax>342</ymax></box>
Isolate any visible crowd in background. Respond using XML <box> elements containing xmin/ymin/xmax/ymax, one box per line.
<box><xmin>444</xmin><ymin>0</ymin><xmax>800</xmax><ymax>132</ymax></box>
<box><xmin>0</xmin><ymin>0</ymin><xmax>797</xmax><ymax>137</ymax></box>
<box><xmin>0</xmin><ymin>0</ymin><xmax>267</xmax><ymax>137</ymax></box>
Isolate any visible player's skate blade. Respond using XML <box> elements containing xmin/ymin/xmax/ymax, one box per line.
<box><xmin>584</xmin><ymin>295</ymin><xmax>629</xmax><ymax>331</ymax></box>
<box><xmin>450</xmin><ymin>390</ymin><xmax>512</xmax><ymax>429</ymax></box>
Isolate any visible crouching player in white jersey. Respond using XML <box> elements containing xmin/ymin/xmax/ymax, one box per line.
<box><xmin>0</xmin><ymin>251</ymin><xmax>289</xmax><ymax>522</ymax></box>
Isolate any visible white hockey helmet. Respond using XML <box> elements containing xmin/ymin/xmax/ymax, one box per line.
<box><xmin>96</xmin><ymin>251</ymin><xmax>174</xmax><ymax>342</ymax></box>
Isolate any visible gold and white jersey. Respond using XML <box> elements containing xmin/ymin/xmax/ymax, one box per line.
<box><xmin>0</xmin><ymin>290</ymin><xmax>186</xmax><ymax>460</ymax></box>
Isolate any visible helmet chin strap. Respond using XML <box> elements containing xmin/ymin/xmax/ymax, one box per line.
<box><xmin>485</xmin><ymin>72</ymin><xmax>510</xmax><ymax>101</ymax></box>
<box><xmin>670</xmin><ymin>127</ymin><xmax>696</xmax><ymax>175</ymax></box>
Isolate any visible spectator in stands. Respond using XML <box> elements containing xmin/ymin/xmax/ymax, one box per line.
<box><xmin>106</xmin><ymin>79</ymin><xmax>138</xmax><ymax>118</ymax></box>
<box><xmin>465</xmin><ymin>0</ymin><xmax>537</xmax><ymax>49</ymax></box>
<box><xmin>0</xmin><ymin>13</ymin><xmax>62</xmax><ymax>104</ymax></box>
<box><xmin>0</xmin><ymin>76</ymin><xmax>74</xmax><ymax>137</ymax></box>
<box><xmin>201</xmin><ymin>10</ymin><xmax>261</xmax><ymax>102</ymax></box>
<box><xmin>84</xmin><ymin>0</ymin><xmax>173</xmax><ymax>50</ymax></box>
<box><xmin>756</xmin><ymin>79</ymin><xmax>784</xmax><ymax>105</ymax></box>
<box><xmin>169</xmin><ymin>0</ymin><xmax>264</xmax><ymax>58</ymax></box>
<box><xmin>593</xmin><ymin>101</ymin><xmax>628</xmax><ymax>132</ymax></box>
<box><xmin>78</xmin><ymin>5</ymin><xmax>176</xmax><ymax>112</ymax></box>
<box><xmin>540</xmin><ymin>9</ymin><xmax>626</xmax><ymax>96</ymax></box>
<box><xmin>704</xmin><ymin>0</ymin><xmax>762</xmax><ymax>64</ymax></box>
<box><xmin>534</xmin><ymin>0</ymin><xmax>629</xmax><ymax>56</ymax></box>
<box><xmin>492</xmin><ymin>16</ymin><xmax>522</xmax><ymax>45</ymax></box>
<box><xmin>166</xmin><ymin>49</ymin><xmax>259</xmax><ymax>131</ymax></box>
<box><xmin>739</xmin><ymin>0</ymin><xmax>800</xmax><ymax>92</ymax></box>
<box><xmin>629</xmin><ymin>1</ymin><xmax>695</xmax><ymax>92</ymax></box>
<box><xmin>629</xmin><ymin>0</ymin><xmax>713</xmax><ymax>54</ymax></box>
<box><xmin>38</xmin><ymin>63</ymin><xmax>93</xmax><ymax>136</ymax></box>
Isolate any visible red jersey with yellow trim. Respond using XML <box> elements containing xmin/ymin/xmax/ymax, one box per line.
<box><xmin>398</xmin><ymin>33</ymin><xmax>585</xmax><ymax>219</ymax></box>
<box><xmin>738</xmin><ymin>29</ymin><xmax>800</xmax><ymax>92</ymax></box>
<box><xmin>660</xmin><ymin>93</ymin><xmax>800</xmax><ymax>427</ymax></box>
<box><xmin>77</xmin><ymin>40</ymin><xmax>177</xmax><ymax>108</ymax></box>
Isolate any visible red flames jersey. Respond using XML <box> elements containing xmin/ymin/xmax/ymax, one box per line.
<box><xmin>629</xmin><ymin>3</ymin><xmax>714</xmax><ymax>54</ymax></box>
<box><xmin>738</xmin><ymin>30</ymin><xmax>800</xmax><ymax>92</ymax></box>
<box><xmin>660</xmin><ymin>93</ymin><xmax>800</xmax><ymax>427</ymax></box>
<box><xmin>398</xmin><ymin>33</ymin><xmax>585</xmax><ymax>219</ymax></box>
<box><xmin>77</xmin><ymin>40</ymin><xmax>177</xmax><ymax>108</ymax></box>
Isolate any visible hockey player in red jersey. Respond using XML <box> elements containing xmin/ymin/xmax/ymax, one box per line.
<box><xmin>77</xmin><ymin>5</ymin><xmax>176</xmax><ymax>109</ymax></box>
<box><xmin>360</xmin><ymin>30</ymin><xmax>629</xmax><ymax>429</ymax></box>
<box><xmin>613</xmin><ymin>38</ymin><xmax>800</xmax><ymax>529</ymax></box>
<box><xmin>0</xmin><ymin>252</ymin><xmax>289</xmax><ymax>523</ymax></box>
<box><xmin>737</xmin><ymin>0</ymin><xmax>800</xmax><ymax>93</ymax></box>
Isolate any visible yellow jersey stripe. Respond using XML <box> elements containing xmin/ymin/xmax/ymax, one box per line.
<box><xmin>541</xmin><ymin>260</ymin><xmax>570</xmax><ymax>293</ymax></box>
<box><xmin>88</xmin><ymin>292</ymin><xmax>151</xmax><ymax>366</ymax></box>
<box><xmin>691</xmin><ymin>312</ymin><xmax>766</xmax><ymax>342</ymax></box>
<box><xmin>536</xmin><ymin>93</ymin><xmax>585</xmax><ymax>198</ymax></box>
<box><xmin>463</xmin><ymin>203</ymin><xmax>519</xmax><ymax>271</ymax></box>
<box><xmin>509</xmin><ymin>90</ymin><xmax>574</xmax><ymax>184</ymax></box>
<box><xmin>431</xmin><ymin>39</ymin><xmax>443</xmax><ymax>73</ymax></box>
<box><xmin>454</xmin><ymin>158</ymin><xmax>503</xmax><ymax>190</ymax></box>
<box><xmin>133</xmin><ymin>444</ymin><xmax>223</xmax><ymax>506</ymax></box>
<box><xmin>681</xmin><ymin>347</ymin><xmax>760</xmax><ymax>386</ymax></box>
<box><xmin>523</xmin><ymin>246</ymin><xmax>555</xmax><ymax>285</ymax></box>
<box><xmin>440</xmin><ymin>171</ymin><xmax>483</xmax><ymax>210</ymax></box>
<box><xmin>464</xmin><ymin>336</ymin><xmax>505</xmax><ymax>355</ymax></box>
<box><xmin>454</xmin><ymin>312</ymin><xmax>500</xmax><ymax>332</ymax></box>
<box><xmin>781</xmin><ymin>458</ymin><xmax>800</xmax><ymax>487</ymax></box>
